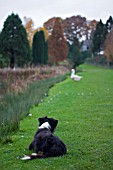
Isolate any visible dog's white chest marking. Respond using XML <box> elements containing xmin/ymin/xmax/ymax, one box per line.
<box><xmin>38</xmin><ymin>122</ymin><xmax>51</xmax><ymax>130</ymax></box>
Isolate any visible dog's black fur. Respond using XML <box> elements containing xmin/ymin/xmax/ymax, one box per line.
<box><xmin>22</xmin><ymin>116</ymin><xmax>67</xmax><ymax>160</ymax></box>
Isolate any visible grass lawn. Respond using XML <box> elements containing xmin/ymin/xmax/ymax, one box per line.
<box><xmin>0</xmin><ymin>64</ymin><xmax>113</xmax><ymax>170</ymax></box>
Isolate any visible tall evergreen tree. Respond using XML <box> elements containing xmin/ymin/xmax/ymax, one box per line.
<box><xmin>44</xmin><ymin>41</ymin><xmax>48</xmax><ymax>64</ymax></box>
<box><xmin>68</xmin><ymin>39</ymin><xmax>84</xmax><ymax>67</ymax></box>
<box><xmin>92</xmin><ymin>20</ymin><xmax>107</xmax><ymax>53</ymax></box>
<box><xmin>0</xmin><ymin>13</ymin><xmax>31</xmax><ymax>68</ymax></box>
<box><xmin>106</xmin><ymin>16</ymin><xmax>113</xmax><ymax>32</ymax></box>
<box><xmin>32</xmin><ymin>30</ymin><xmax>48</xmax><ymax>65</ymax></box>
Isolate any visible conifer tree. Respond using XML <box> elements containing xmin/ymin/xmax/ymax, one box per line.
<box><xmin>68</xmin><ymin>38</ymin><xmax>85</xmax><ymax>67</ymax></box>
<box><xmin>44</xmin><ymin>41</ymin><xmax>48</xmax><ymax>64</ymax></box>
<box><xmin>106</xmin><ymin>16</ymin><xmax>113</xmax><ymax>32</ymax></box>
<box><xmin>92</xmin><ymin>20</ymin><xmax>107</xmax><ymax>54</ymax></box>
<box><xmin>32</xmin><ymin>30</ymin><xmax>48</xmax><ymax>65</ymax></box>
<box><xmin>0</xmin><ymin>13</ymin><xmax>31</xmax><ymax>68</ymax></box>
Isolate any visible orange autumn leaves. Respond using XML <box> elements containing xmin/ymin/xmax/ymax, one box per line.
<box><xmin>48</xmin><ymin>18</ymin><xmax>68</xmax><ymax>63</ymax></box>
<box><xmin>24</xmin><ymin>17</ymin><xmax>68</xmax><ymax>63</ymax></box>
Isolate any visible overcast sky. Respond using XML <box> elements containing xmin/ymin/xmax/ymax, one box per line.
<box><xmin>0</xmin><ymin>0</ymin><xmax>113</xmax><ymax>30</ymax></box>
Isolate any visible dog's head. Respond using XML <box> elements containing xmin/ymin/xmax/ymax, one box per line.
<box><xmin>38</xmin><ymin>116</ymin><xmax>58</xmax><ymax>132</ymax></box>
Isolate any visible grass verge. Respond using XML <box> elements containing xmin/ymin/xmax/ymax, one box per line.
<box><xmin>0</xmin><ymin>64</ymin><xmax>113</xmax><ymax>170</ymax></box>
<box><xmin>0</xmin><ymin>74</ymin><xmax>67</xmax><ymax>142</ymax></box>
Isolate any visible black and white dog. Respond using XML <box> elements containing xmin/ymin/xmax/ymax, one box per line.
<box><xmin>21</xmin><ymin>116</ymin><xmax>67</xmax><ymax>160</ymax></box>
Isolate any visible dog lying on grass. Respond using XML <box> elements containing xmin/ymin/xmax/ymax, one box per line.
<box><xmin>21</xmin><ymin>116</ymin><xmax>67</xmax><ymax>160</ymax></box>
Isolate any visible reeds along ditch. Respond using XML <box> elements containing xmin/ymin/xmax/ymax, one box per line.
<box><xmin>0</xmin><ymin>68</ymin><xmax>35</xmax><ymax>95</ymax></box>
<box><xmin>0</xmin><ymin>74</ymin><xmax>67</xmax><ymax>143</ymax></box>
<box><xmin>0</xmin><ymin>66</ymin><xmax>68</xmax><ymax>96</ymax></box>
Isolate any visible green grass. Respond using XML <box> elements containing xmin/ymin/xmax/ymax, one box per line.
<box><xmin>0</xmin><ymin>64</ymin><xmax>113</xmax><ymax>170</ymax></box>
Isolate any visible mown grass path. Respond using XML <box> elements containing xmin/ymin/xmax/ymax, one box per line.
<box><xmin>0</xmin><ymin>64</ymin><xmax>113</xmax><ymax>170</ymax></box>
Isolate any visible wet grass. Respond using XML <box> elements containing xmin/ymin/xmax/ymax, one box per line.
<box><xmin>0</xmin><ymin>64</ymin><xmax>113</xmax><ymax>170</ymax></box>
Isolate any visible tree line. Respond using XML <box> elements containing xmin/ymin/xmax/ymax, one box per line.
<box><xmin>0</xmin><ymin>13</ymin><xmax>113</xmax><ymax>68</ymax></box>
<box><xmin>93</xmin><ymin>17</ymin><xmax>113</xmax><ymax>66</ymax></box>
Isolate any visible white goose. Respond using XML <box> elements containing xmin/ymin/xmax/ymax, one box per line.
<box><xmin>71</xmin><ymin>69</ymin><xmax>82</xmax><ymax>81</ymax></box>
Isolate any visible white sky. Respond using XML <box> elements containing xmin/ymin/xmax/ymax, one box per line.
<box><xmin>0</xmin><ymin>0</ymin><xmax>113</xmax><ymax>30</ymax></box>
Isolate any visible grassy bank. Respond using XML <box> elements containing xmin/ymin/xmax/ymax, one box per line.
<box><xmin>0</xmin><ymin>74</ymin><xmax>67</xmax><ymax>142</ymax></box>
<box><xmin>0</xmin><ymin>64</ymin><xmax>113</xmax><ymax>170</ymax></box>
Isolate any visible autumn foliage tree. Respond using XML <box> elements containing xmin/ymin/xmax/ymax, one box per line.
<box><xmin>44</xmin><ymin>16</ymin><xmax>97</xmax><ymax>44</ymax></box>
<box><xmin>104</xmin><ymin>29</ymin><xmax>113</xmax><ymax>65</ymax></box>
<box><xmin>48</xmin><ymin>18</ymin><xmax>68</xmax><ymax>64</ymax></box>
<box><xmin>24</xmin><ymin>17</ymin><xmax>38</xmax><ymax>47</ymax></box>
<box><xmin>24</xmin><ymin>17</ymin><xmax>49</xmax><ymax>47</ymax></box>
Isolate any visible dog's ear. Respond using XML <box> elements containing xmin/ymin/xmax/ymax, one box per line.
<box><xmin>38</xmin><ymin>117</ymin><xmax>42</xmax><ymax>122</ymax></box>
<box><xmin>38</xmin><ymin>117</ymin><xmax>44</xmax><ymax>124</ymax></box>
<box><xmin>38</xmin><ymin>118</ymin><xmax>42</xmax><ymax>125</ymax></box>
<box><xmin>38</xmin><ymin>116</ymin><xmax>48</xmax><ymax>125</ymax></box>
<box><xmin>54</xmin><ymin>119</ymin><xmax>58</xmax><ymax>127</ymax></box>
<box><xmin>49</xmin><ymin>118</ymin><xmax>58</xmax><ymax>132</ymax></box>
